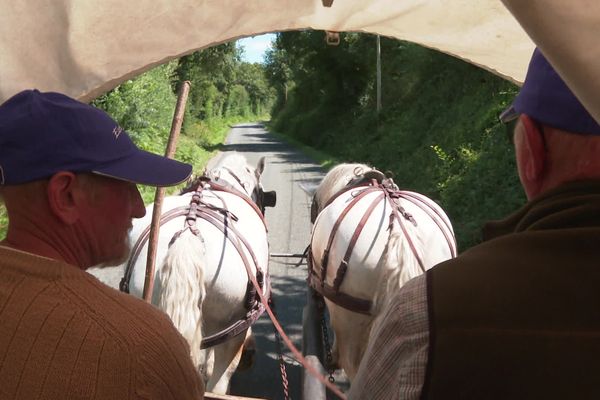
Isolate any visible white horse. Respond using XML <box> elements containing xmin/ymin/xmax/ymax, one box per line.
<box><xmin>308</xmin><ymin>163</ymin><xmax>457</xmax><ymax>380</ymax></box>
<box><xmin>90</xmin><ymin>152</ymin><xmax>273</xmax><ymax>394</ymax></box>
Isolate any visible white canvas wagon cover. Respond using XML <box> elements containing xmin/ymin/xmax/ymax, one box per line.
<box><xmin>0</xmin><ymin>0</ymin><xmax>598</xmax><ymax>124</ymax></box>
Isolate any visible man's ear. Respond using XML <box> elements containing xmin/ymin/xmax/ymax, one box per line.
<box><xmin>46</xmin><ymin>172</ymin><xmax>81</xmax><ymax>224</ymax></box>
<box><xmin>518</xmin><ymin>115</ymin><xmax>547</xmax><ymax>196</ymax></box>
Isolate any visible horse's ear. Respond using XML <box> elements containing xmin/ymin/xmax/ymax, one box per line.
<box><xmin>311</xmin><ymin>195</ymin><xmax>319</xmax><ymax>224</ymax></box>
<box><xmin>256</xmin><ymin>157</ymin><xmax>266</xmax><ymax>177</ymax></box>
<box><xmin>363</xmin><ymin>169</ymin><xmax>385</xmax><ymax>183</ymax></box>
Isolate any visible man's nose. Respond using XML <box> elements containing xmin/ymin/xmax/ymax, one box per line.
<box><xmin>131</xmin><ymin>185</ymin><xmax>146</xmax><ymax>218</ymax></box>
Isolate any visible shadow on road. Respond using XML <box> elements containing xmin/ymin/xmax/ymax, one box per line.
<box><xmin>225</xmin><ymin>124</ymin><xmax>350</xmax><ymax>399</ymax></box>
<box><xmin>221</xmin><ymin>127</ymin><xmax>320</xmax><ymax>167</ymax></box>
<box><xmin>229</xmin><ymin>274</ymin><xmax>306</xmax><ymax>400</ymax></box>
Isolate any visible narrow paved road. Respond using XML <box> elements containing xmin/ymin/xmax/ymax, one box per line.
<box><xmin>222</xmin><ymin>123</ymin><xmax>333</xmax><ymax>400</ymax></box>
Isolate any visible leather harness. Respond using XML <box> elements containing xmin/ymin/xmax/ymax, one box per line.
<box><xmin>308</xmin><ymin>178</ymin><xmax>456</xmax><ymax>315</ymax></box>
<box><xmin>120</xmin><ymin>176</ymin><xmax>271</xmax><ymax>349</ymax></box>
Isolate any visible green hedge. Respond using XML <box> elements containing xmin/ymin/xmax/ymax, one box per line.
<box><xmin>269</xmin><ymin>38</ymin><xmax>526</xmax><ymax>251</ymax></box>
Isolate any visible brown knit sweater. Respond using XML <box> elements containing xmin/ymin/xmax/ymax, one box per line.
<box><xmin>0</xmin><ymin>245</ymin><xmax>204</xmax><ymax>400</ymax></box>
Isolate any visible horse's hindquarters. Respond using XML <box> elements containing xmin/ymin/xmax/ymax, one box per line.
<box><xmin>311</xmin><ymin>190</ymin><xmax>391</xmax><ymax>301</ymax></box>
<box><xmin>310</xmin><ymin>185</ymin><xmax>456</xmax><ymax>379</ymax></box>
<box><xmin>199</xmin><ymin>191</ymin><xmax>269</xmax><ymax>328</ymax></box>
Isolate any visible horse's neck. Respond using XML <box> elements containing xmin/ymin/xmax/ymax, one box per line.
<box><xmin>215</xmin><ymin>167</ymin><xmax>253</xmax><ymax>198</ymax></box>
<box><xmin>317</xmin><ymin>165</ymin><xmax>375</xmax><ymax>212</ymax></box>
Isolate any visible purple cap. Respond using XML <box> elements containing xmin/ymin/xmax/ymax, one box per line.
<box><xmin>0</xmin><ymin>90</ymin><xmax>192</xmax><ymax>186</ymax></box>
<box><xmin>500</xmin><ymin>48</ymin><xmax>600</xmax><ymax>135</ymax></box>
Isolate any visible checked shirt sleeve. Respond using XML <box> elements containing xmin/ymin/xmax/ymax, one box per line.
<box><xmin>348</xmin><ymin>275</ymin><xmax>429</xmax><ymax>400</ymax></box>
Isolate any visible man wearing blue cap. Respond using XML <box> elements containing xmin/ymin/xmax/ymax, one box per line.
<box><xmin>349</xmin><ymin>48</ymin><xmax>600</xmax><ymax>399</ymax></box>
<box><xmin>0</xmin><ymin>90</ymin><xmax>204</xmax><ymax>399</ymax></box>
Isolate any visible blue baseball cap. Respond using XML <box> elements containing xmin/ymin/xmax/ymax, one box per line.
<box><xmin>0</xmin><ymin>89</ymin><xmax>192</xmax><ymax>186</ymax></box>
<box><xmin>500</xmin><ymin>48</ymin><xmax>600</xmax><ymax>135</ymax></box>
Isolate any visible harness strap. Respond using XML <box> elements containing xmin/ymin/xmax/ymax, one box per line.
<box><xmin>391</xmin><ymin>205</ymin><xmax>426</xmax><ymax>273</ymax></box>
<box><xmin>120</xmin><ymin>186</ymin><xmax>270</xmax><ymax>349</ymax></box>
<box><xmin>332</xmin><ymin>192</ymin><xmax>385</xmax><ymax>292</ymax></box>
<box><xmin>201</xmin><ymin>306</ymin><xmax>264</xmax><ymax>349</ymax></box>
<box><xmin>120</xmin><ymin>205</ymin><xmax>190</xmax><ymax>293</ymax></box>
<box><xmin>120</xmin><ymin>183</ymin><xmax>261</xmax><ymax>294</ymax></box>
<box><xmin>307</xmin><ymin>283</ymin><xmax>371</xmax><ymax>315</ymax></box>
<box><xmin>309</xmin><ymin>185</ymin><xmax>388</xmax><ymax>315</ymax></box>
<box><xmin>309</xmin><ymin>179</ymin><xmax>456</xmax><ymax>315</ymax></box>
<box><xmin>321</xmin><ymin>181</ymin><xmax>372</xmax><ymax>212</ymax></box>
<box><xmin>191</xmin><ymin>207</ymin><xmax>269</xmax><ymax>349</ymax></box>
<box><xmin>396</xmin><ymin>191</ymin><xmax>457</xmax><ymax>257</ymax></box>
<box><xmin>308</xmin><ymin>249</ymin><xmax>372</xmax><ymax>315</ymax></box>
<box><xmin>320</xmin><ymin>186</ymin><xmax>379</xmax><ymax>286</ymax></box>
<box><xmin>203</xmin><ymin>180</ymin><xmax>268</xmax><ymax>231</ymax></box>
<box><xmin>221</xmin><ymin>166</ymin><xmax>249</xmax><ymax>195</ymax></box>
<box><xmin>194</xmin><ymin>207</ymin><xmax>267</xmax><ymax>292</ymax></box>
<box><xmin>185</xmin><ymin>193</ymin><xmax>202</xmax><ymax>235</ymax></box>
<box><xmin>183</xmin><ymin>176</ymin><xmax>267</xmax><ymax>229</ymax></box>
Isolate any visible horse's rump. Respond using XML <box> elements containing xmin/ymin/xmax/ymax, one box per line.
<box><xmin>309</xmin><ymin>179</ymin><xmax>456</xmax><ymax>380</ymax></box>
<box><xmin>310</xmin><ymin>183</ymin><xmax>456</xmax><ymax>314</ymax></box>
<box><xmin>311</xmin><ymin>189</ymin><xmax>391</xmax><ymax>305</ymax></box>
<box><xmin>129</xmin><ymin>188</ymin><xmax>269</xmax><ymax>324</ymax></box>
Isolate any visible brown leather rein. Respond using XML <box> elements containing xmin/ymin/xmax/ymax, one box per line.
<box><xmin>120</xmin><ymin>177</ymin><xmax>270</xmax><ymax>349</ymax></box>
<box><xmin>308</xmin><ymin>178</ymin><xmax>456</xmax><ymax>315</ymax></box>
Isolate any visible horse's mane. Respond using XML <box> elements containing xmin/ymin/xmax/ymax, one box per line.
<box><xmin>314</xmin><ymin>163</ymin><xmax>374</xmax><ymax>214</ymax></box>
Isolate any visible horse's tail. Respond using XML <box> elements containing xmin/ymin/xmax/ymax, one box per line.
<box><xmin>157</xmin><ymin>229</ymin><xmax>206</xmax><ymax>367</ymax></box>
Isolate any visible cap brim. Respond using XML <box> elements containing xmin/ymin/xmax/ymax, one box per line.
<box><xmin>92</xmin><ymin>149</ymin><xmax>192</xmax><ymax>187</ymax></box>
<box><xmin>499</xmin><ymin>105</ymin><xmax>519</xmax><ymax>123</ymax></box>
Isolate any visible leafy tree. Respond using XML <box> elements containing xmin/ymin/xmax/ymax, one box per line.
<box><xmin>264</xmin><ymin>40</ymin><xmax>293</xmax><ymax>113</ymax></box>
<box><xmin>236</xmin><ymin>62</ymin><xmax>276</xmax><ymax>115</ymax></box>
<box><xmin>173</xmin><ymin>43</ymin><xmax>239</xmax><ymax>120</ymax></box>
<box><xmin>171</xmin><ymin>42</ymin><xmax>275</xmax><ymax>128</ymax></box>
<box><xmin>265</xmin><ymin>32</ymin><xmax>524</xmax><ymax>250</ymax></box>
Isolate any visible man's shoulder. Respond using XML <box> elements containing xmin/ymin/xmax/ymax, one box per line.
<box><xmin>429</xmin><ymin>233</ymin><xmax>518</xmax><ymax>275</ymax></box>
<box><xmin>27</xmin><ymin>256</ymin><xmax>184</xmax><ymax>351</ymax></box>
<box><xmin>61</xmin><ymin>274</ymin><xmax>181</xmax><ymax>346</ymax></box>
<box><xmin>0</xmin><ymin>248</ymin><xmax>201</xmax><ymax>398</ymax></box>
<box><xmin>76</xmin><ymin>279</ymin><xmax>204</xmax><ymax>398</ymax></box>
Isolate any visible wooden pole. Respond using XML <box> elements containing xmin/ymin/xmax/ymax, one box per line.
<box><xmin>302</xmin><ymin>287</ymin><xmax>327</xmax><ymax>400</ymax></box>
<box><xmin>142</xmin><ymin>81</ymin><xmax>191</xmax><ymax>303</ymax></box>
<box><xmin>376</xmin><ymin>35</ymin><xmax>382</xmax><ymax>114</ymax></box>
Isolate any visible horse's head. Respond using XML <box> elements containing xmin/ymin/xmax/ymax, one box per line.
<box><xmin>311</xmin><ymin>163</ymin><xmax>385</xmax><ymax>223</ymax></box>
<box><xmin>206</xmin><ymin>153</ymin><xmax>276</xmax><ymax>214</ymax></box>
